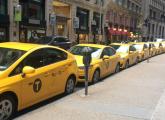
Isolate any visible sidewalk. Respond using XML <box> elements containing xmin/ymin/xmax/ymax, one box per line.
<box><xmin>151</xmin><ymin>89</ymin><xmax>165</xmax><ymax>120</ymax></box>
<box><xmin>15</xmin><ymin>54</ymin><xmax>165</xmax><ymax>120</ymax></box>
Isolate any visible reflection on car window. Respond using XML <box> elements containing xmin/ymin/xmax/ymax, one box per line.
<box><xmin>44</xmin><ymin>48</ymin><xmax>67</xmax><ymax>65</ymax></box>
<box><xmin>9</xmin><ymin>48</ymin><xmax>68</xmax><ymax>76</ymax></box>
<box><xmin>91</xmin><ymin>49</ymin><xmax>102</xmax><ymax>59</ymax></box>
<box><xmin>69</xmin><ymin>46</ymin><xmax>100</xmax><ymax>57</ymax></box>
<box><xmin>9</xmin><ymin>49</ymin><xmax>45</xmax><ymax>76</ymax></box>
<box><xmin>0</xmin><ymin>47</ymin><xmax>25</xmax><ymax>71</ymax></box>
<box><xmin>110</xmin><ymin>45</ymin><xmax>129</xmax><ymax>53</ymax></box>
<box><xmin>133</xmin><ymin>44</ymin><xmax>143</xmax><ymax>51</ymax></box>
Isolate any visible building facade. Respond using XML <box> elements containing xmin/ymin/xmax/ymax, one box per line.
<box><xmin>49</xmin><ymin>0</ymin><xmax>109</xmax><ymax>44</ymax></box>
<box><xmin>2</xmin><ymin>0</ymin><xmax>110</xmax><ymax>44</ymax></box>
<box><xmin>142</xmin><ymin>0</ymin><xmax>165</xmax><ymax>42</ymax></box>
<box><xmin>0</xmin><ymin>0</ymin><xmax>9</xmax><ymax>42</ymax></box>
<box><xmin>105</xmin><ymin>0</ymin><xmax>142</xmax><ymax>43</ymax></box>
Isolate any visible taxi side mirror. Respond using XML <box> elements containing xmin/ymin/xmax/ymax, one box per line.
<box><xmin>22</xmin><ymin>66</ymin><xmax>35</xmax><ymax>77</ymax></box>
<box><xmin>103</xmin><ymin>55</ymin><xmax>109</xmax><ymax>60</ymax></box>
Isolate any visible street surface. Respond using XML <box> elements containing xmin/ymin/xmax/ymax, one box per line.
<box><xmin>14</xmin><ymin>54</ymin><xmax>165</xmax><ymax>120</ymax></box>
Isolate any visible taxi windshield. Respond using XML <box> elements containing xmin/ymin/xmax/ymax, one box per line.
<box><xmin>69</xmin><ymin>46</ymin><xmax>102</xmax><ymax>59</ymax></box>
<box><xmin>110</xmin><ymin>45</ymin><xmax>129</xmax><ymax>53</ymax></box>
<box><xmin>0</xmin><ymin>47</ymin><xmax>26</xmax><ymax>71</ymax></box>
<box><xmin>133</xmin><ymin>44</ymin><xmax>143</xmax><ymax>51</ymax></box>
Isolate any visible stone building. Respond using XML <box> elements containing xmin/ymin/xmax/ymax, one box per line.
<box><xmin>142</xmin><ymin>0</ymin><xmax>165</xmax><ymax>41</ymax></box>
<box><xmin>1</xmin><ymin>0</ymin><xmax>109</xmax><ymax>44</ymax></box>
<box><xmin>105</xmin><ymin>0</ymin><xmax>142</xmax><ymax>43</ymax></box>
<box><xmin>48</xmin><ymin>0</ymin><xmax>109</xmax><ymax>44</ymax></box>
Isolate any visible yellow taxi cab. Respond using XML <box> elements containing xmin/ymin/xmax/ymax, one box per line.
<box><xmin>110</xmin><ymin>43</ymin><xmax>139</xmax><ymax>69</ymax></box>
<box><xmin>69</xmin><ymin>44</ymin><xmax>120</xmax><ymax>83</ymax></box>
<box><xmin>161</xmin><ymin>41</ymin><xmax>165</xmax><ymax>53</ymax></box>
<box><xmin>0</xmin><ymin>42</ymin><xmax>77</xmax><ymax>119</ymax></box>
<box><xmin>130</xmin><ymin>42</ymin><xmax>150</xmax><ymax>61</ymax></box>
<box><xmin>145</xmin><ymin>42</ymin><xmax>157</xmax><ymax>57</ymax></box>
<box><xmin>153</xmin><ymin>42</ymin><xmax>164</xmax><ymax>54</ymax></box>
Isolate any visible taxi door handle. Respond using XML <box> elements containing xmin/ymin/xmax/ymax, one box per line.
<box><xmin>44</xmin><ymin>72</ymin><xmax>50</xmax><ymax>77</ymax></box>
<box><xmin>28</xmin><ymin>82</ymin><xmax>33</xmax><ymax>86</ymax></box>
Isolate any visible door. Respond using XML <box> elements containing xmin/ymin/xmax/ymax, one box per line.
<box><xmin>106</xmin><ymin>47</ymin><xmax>118</xmax><ymax>73</ymax></box>
<box><xmin>100</xmin><ymin>48</ymin><xmax>111</xmax><ymax>76</ymax></box>
<box><xmin>11</xmin><ymin>49</ymin><xmax>52</xmax><ymax>107</ymax></box>
<box><xmin>143</xmin><ymin>44</ymin><xmax>149</xmax><ymax>59</ymax></box>
<box><xmin>43</xmin><ymin>48</ymin><xmax>69</xmax><ymax>93</ymax></box>
<box><xmin>129</xmin><ymin>45</ymin><xmax>136</xmax><ymax>64</ymax></box>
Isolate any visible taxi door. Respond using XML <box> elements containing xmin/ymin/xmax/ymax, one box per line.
<box><xmin>143</xmin><ymin>44</ymin><xmax>149</xmax><ymax>59</ymax></box>
<box><xmin>106</xmin><ymin>47</ymin><xmax>119</xmax><ymax>73</ymax></box>
<box><xmin>128</xmin><ymin>45</ymin><xmax>136</xmax><ymax>65</ymax></box>
<box><xmin>19</xmin><ymin>49</ymin><xmax>52</xmax><ymax>108</ymax></box>
<box><xmin>100</xmin><ymin>48</ymin><xmax>111</xmax><ymax>77</ymax></box>
<box><xmin>43</xmin><ymin>48</ymin><xmax>70</xmax><ymax>93</ymax></box>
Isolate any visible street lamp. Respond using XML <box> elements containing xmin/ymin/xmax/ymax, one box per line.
<box><xmin>99</xmin><ymin>0</ymin><xmax>103</xmax><ymax>43</ymax></box>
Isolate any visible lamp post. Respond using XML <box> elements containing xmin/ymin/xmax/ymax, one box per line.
<box><xmin>99</xmin><ymin>0</ymin><xmax>103</xmax><ymax>43</ymax></box>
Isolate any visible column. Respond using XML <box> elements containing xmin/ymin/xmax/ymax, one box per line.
<box><xmin>45</xmin><ymin>0</ymin><xmax>53</xmax><ymax>36</ymax></box>
<box><xmin>8</xmin><ymin>0</ymin><xmax>19</xmax><ymax>42</ymax></box>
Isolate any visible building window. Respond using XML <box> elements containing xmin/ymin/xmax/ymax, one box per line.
<box><xmin>0</xmin><ymin>0</ymin><xmax>7</xmax><ymax>15</ymax></box>
<box><xmin>77</xmin><ymin>7</ymin><xmax>89</xmax><ymax>31</ymax></box>
<box><xmin>29</xmin><ymin>3</ymin><xmax>42</xmax><ymax>19</ymax></box>
<box><xmin>20</xmin><ymin>0</ymin><xmax>45</xmax><ymax>20</ymax></box>
<box><xmin>127</xmin><ymin>0</ymin><xmax>130</xmax><ymax>9</ymax></box>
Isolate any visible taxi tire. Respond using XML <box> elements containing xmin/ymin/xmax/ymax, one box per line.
<box><xmin>92</xmin><ymin>70</ymin><xmax>100</xmax><ymax>84</ymax></box>
<box><xmin>0</xmin><ymin>95</ymin><xmax>16</xmax><ymax>120</ymax></box>
<box><xmin>125</xmin><ymin>61</ymin><xmax>129</xmax><ymax>69</ymax></box>
<box><xmin>135</xmin><ymin>57</ymin><xmax>139</xmax><ymax>64</ymax></box>
<box><xmin>65</xmin><ymin>76</ymin><xmax>75</xmax><ymax>95</ymax></box>
<box><xmin>115</xmin><ymin>63</ymin><xmax>120</xmax><ymax>73</ymax></box>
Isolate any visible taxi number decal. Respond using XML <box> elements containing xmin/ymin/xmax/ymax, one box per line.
<box><xmin>33</xmin><ymin>79</ymin><xmax>42</xmax><ymax>93</ymax></box>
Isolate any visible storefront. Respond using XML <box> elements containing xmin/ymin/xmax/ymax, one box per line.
<box><xmin>108</xmin><ymin>27</ymin><xmax>128</xmax><ymax>43</ymax></box>
<box><xmin>76</xmin><ymin>7</ymin><xmax>89</xmax><ymax>44</ymax></box>
<box><xmin>53</xmin><ymin>1</ymin><xmax>71</xmax><ymax>36</ymax></box>
<box><xmin>19</xmin><ymin>0</ymin><xmax>46</xmax><ymax>42</ymax></box>
<box><xmin>0</xmin><ymin>0</ymin><xmax>9</xmax><ymax>42</ymax></box>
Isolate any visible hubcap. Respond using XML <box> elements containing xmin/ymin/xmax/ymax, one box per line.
<box><xmin>66</xmin><ymin>78</ymin><xmax>74</xmax><ymax>94</ymax></box>
<box><xmin>93</xmin><ymin>71</ymin><xmax>100</xmax><ymax>83</ymax></box>
<box><xmin>0</xmin><ymin>99</ymin><xmax>12</xmax><ymax>120</ymax></box>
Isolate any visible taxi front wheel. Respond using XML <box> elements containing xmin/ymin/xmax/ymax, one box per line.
<box><xmin>92</xmin><ymin>70</ymin><xmax>100</xmax><ymax>84</ymax></box>
<box><xmin>65</xmin><ymin>76</ymin><xmax>75</xmax><ymax>94</ymax></box>
<box><xmin>0</xmin><ymin>95</ymin><xmax>16</xmax><ymax>120</ymax></box>
<box><xmin>115</xmin><ymin>63</ymin><xmax>120</xmax><ymax>73</ymax></box>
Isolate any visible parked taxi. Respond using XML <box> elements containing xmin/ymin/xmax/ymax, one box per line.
<box><xmin>0</xmin><ymin>42</ymin><xmax>77</xmax><ymax>119</ymax></box>
<box><xmin>110</xmin><ymin>43</ymin><xmax>139</xmax><ymax>69</ymax></box>
<box><xmin>69</xmin><ymin>44</ymin><xmax>120</xmax><ymax>83</ymax></box>
<box><xmin>153</xmin><ymin>42</ymin><xmax>164</xmax><ymax>54</ymax></box>
<box><xmin>146</xmin><ymin>42</ymin><xmax>157</xmax><ymax>56</ymax></box>
<box><xmin>130</xmin><ymin>42</ymin><xmax>150</xmax><ymax>61</ymax></box>
<box><xmin>161</xmin><ymin>41</ymin><xmax>165</xmax><ymax>53</ymax></box>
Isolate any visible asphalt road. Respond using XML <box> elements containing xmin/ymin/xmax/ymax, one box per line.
<box><xmin>14</xmin><ymin>54</ymin><xmax>165</xmax><ymax>120</ymax></box>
